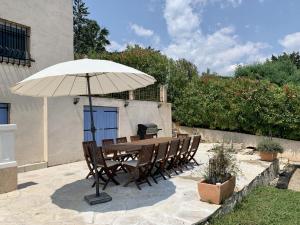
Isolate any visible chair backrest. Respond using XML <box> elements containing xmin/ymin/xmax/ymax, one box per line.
<box><xmin>156</xmin><ymin>142</ymin><xmax>169</xmax><ymax>162</ymax></box>
<box><xmin>137</xmin><ymin>144</ymin><xmax>155</xmax><ymax>167</ymax></box>
<box><xmin>83</xmin><ymin>141</ymin><xmax>106</xmax><ymax>167</ymax></box>
<box><xmin>190</xmin><ymin>135</ymin><xmax>201</xmax><ymax>153</ymax></box>
<box><xmin>180</xmin><ymin>137</ymin><xmax>191</xmax><ymax>154</ymax></box>
<box><xmin>116</xmin><ymin>137</ymin><xmax>127</xmax><ymax>144</ymax></box>
<box><xmin>130</xmin><ymin>135</ymin><xmax>140</xmax><ymax>142</ymax></box>
<box><xmin>144</xmin><ymin>134</ymin><xmax>155</xmax><ymax>139</ymax></box>
<box><xmin>168</xmin><ymin>139</ymin><xmax>180</xmax><ymax>158</ymax></box>
<box><xmin>82</xmin><ymin>141</ymin><xmax>94</xmax><ymax>172</ymax></box>
<box><xmin>102</xmin><ymin>139</ymin><xmax>114</xmax><ymax>146</ymax></box>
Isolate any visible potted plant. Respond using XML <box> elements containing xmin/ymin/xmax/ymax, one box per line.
<box><xmin>257</xmin><ymin>139</ymin><xmax>283</xmax><ymax>161</ymax></box>
<box><xmin>198</xmin><ymin>145</ymin><xmax>239</xmax><ymax>204</ymax></box>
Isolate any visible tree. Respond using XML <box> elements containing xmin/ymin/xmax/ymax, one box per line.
<box><xmin>73</xmin><ymin>0</ymin><xmax>110</xmax><ymax>55</ymax></box>
<box><xmin>235</xmin><ymin>54</ymin><xmax>300</xmax><ymax>86</ymax></box>
<box><xmin>271</xmin><ymin>52</ymin><xmax>300</xmax><ymax>69</ymax></box>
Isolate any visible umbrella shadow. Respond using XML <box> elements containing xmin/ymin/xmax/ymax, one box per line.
<box><xmin>51</xmin><ymin>174</ymin><xmax>176</xmax><ymax>213</ymax></box>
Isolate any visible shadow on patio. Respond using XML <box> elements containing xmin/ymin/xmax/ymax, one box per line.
<box><xmin>51</xmin><ymin>175</ymin><xmax>176</xmax><ymax>213</ymax></box>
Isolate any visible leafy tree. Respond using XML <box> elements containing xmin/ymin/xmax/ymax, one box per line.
<box><xmin>73</xmin><ymin>0</ymin><xmax>110</xmax><ymax>55</ymax></box>
<box><xmin>271</xmin><ymin>52</ymin><xmax>300</xmax><ymax>69</ymax></box>
<box><xmin>235</xmin><ymin>56</ymin><xmax>300</xmax><ymax>86</ymax></box>
<box><xmin>87</xmin><ymin>45</ymin><xmax>199</xmax><ymax>106</ymax></box>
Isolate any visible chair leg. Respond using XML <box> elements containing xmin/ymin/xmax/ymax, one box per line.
<box><xmin>103</xmin><ymin>178</ymin><xmax>111</xmax><ymax>190</ymax></box>
<box><xmin>178</xmin><ymin>165</ymin><xmax>184</xmax><ymax>173</ymax></box>
<box><xmin>192</xmin><ymin>158</ymin><xmax>200</xmax><ymax>166</ymax></box>
<box><xmin>159</xmin><ymin>171</ymin><xmax>167</xmax><ymax>180</ymax></box>
<box><xmin>86</xmin><ymin>171</ymin><xmax>92</xmax><ymax>179</ymax></box>
<box><xmin>151</xmin><ymin>175</ymin><xmax>158</xmax><ymax>184</ymax></box>
<box><xmin>164</xmin><ymin>169</ymin><xmax>171</xmax><ymax>178</ymax></box>
<box><xmin>172</xmin><ymin>168</ymin><xmax>179</xmax><ymax>175</ymax></box>
<box><xmin>135</xmin><ymin>181</ymin><xmax>142</xmax><ymax>190</ymax></box>
<box><xmin>145</xmin><ymin>178</ymin><xmax>152</xmax><ymax>186</ymax></box>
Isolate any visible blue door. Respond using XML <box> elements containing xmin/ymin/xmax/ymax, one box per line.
<box><xmin>0</xmin><ymin>103</ymin><xmax>9</xmax><ymax>124</ymax></box>
<box><xmin>84</xmin><ymin>106</ymin><xmax>118</xmax><ymax>146</ymax></box>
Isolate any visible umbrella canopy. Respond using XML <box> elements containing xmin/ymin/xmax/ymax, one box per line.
<box><xmin>11</xmin><ymin>59</ymin><xmax>156</xmax><ymax>97</ymax></box>
<box><xmin>10</xmin><ymin>58</ymin><xmax>156</xmax><ymax>205</ymax></box>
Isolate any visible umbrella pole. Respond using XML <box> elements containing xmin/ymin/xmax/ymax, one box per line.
<box><xmin>84</xmin><ymin>74</ymin><xmax>112</xmax><ymax>205</ymax></box>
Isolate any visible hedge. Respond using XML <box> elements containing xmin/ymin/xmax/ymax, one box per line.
<box><xmin>173</xmin><ymin>76</ymin><xmax>300</xmax><ymax>140</ymax></box>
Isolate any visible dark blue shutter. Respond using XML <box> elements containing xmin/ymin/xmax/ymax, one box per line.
<box><xmin>83</xmin><ymin>106</ymin><xmax>118</xmax><ymax>146</ymax></box>
<box><xmin>0</xmin><ymin>103</ymin><xmax>9</xmax><ymax>124</ymax></box>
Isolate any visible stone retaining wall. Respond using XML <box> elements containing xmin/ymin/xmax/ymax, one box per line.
<box><xmin>176</xmin><ymin>125</ymin><xmax>300</xmax><ymax>162</ymax></box>
<box><xmin>195</xmin><ymin>159</ymin><xmax>279</xmax><ymax>225</ymax></box>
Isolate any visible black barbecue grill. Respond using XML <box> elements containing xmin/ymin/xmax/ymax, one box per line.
<box><xmin>137</xmin><ymin>123</ymin><xmax>162</xmax><ymax>139</ymax></box>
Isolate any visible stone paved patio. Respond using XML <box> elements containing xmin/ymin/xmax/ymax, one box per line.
<box><xmin>0</xmin><ymin>143</ymin><xmax>271</xmax><ymax>225</ymax></box>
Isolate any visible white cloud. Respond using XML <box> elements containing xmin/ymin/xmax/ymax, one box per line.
<box><xmin>130</xmin><ymin>24</ymin><xmax>154</xmax><ymax>37</ymax></box>
<box><xmin>130</xmin><ymin>23</ymin><xmax>161</xmax><ymax>47</ymax></box>
<box><xmin>279</xmin><ymin>32</ymin><xmax>300</xmax><ymax>52</ymax></box>
<box><xmin>163</xmin><ymin>0</ymin><xmax>268</xmax><ymax>75</ymax></box>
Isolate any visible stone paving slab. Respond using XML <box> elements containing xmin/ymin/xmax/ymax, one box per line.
<box><xmin>0</xmin><ymin>143</ymin><xmax>271</xmax><ymax>225</ymax></box>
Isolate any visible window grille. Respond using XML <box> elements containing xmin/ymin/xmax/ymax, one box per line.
<box><xmin>92</xmin><ymin>85</ymin><xmax>160</xmax><ymax>102</ymax></box>
<box><xmin>0</xmin><ymin>18</ymin><xmax>31</xmax><ymax>66</ymax></box>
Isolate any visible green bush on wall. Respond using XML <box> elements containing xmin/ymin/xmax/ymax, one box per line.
<box><xmin>173</xmin><ymin>76</ymin><xmax>300</xmax><ymax>141</ymax></box>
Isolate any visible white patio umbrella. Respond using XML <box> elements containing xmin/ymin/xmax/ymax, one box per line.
<box><xmin>11</xmin><ymin>58</ymin><xmax>156</xmax><ymax>205</ymax></box>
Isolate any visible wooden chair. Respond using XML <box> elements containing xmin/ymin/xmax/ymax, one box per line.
<box><xmin>144</xmin><ymin>134</ymin><xmax>155</xmax><ymax>139</ymax></box>
<box><xmin>116</xmin><ymin>137</ymin><xmax>128</xmax><ymax>144</ymax></box>
<box><xmin>82</xmin><ymin>141</ymin><xmax>120</xmax><ymax>190</ymax></box>
<box><xmin>102</xmin><ymin>139</ymin><xmax>115</xmax><ymax>159</ymax></box>
<box><xmin>130</xmin><ymin>135</ymin><xmax>140</xmax><ymax>142</ymax></box>
<box><xmin>177</xmin><ymin>137</ymin><xmax>192</xmax><ymax>169</ymax></box>
<box><xmin>123</xmin><ymin>144</ymin><xmax>155</xmax><ymax>190</ymax></box>
<box><xmin>165</xmin><ymin>139</ymin><xmax>180</xmax><ymax>176</ymax></box>
<box><xmin>115</xmin><ymin>136</ymin><xmax>131</xmax><ymax>166</ymax></box>
<box><xmin>151</xmin><ymin>142</ymin><xmax>169</xmax><ymax>183</ymax></box>
<box><xmin>187</xmin><ymin>135</ymin><xmax>201</xmax><ymax>166</ymax></box>
<box><xmin>83</xmin><ymin>141</ymin><xmax>95</xmax><ymax>179</ymax></box>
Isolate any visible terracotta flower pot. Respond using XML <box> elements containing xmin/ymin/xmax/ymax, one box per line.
<box><xmin>197</xmin><ymin>176</ymin><xmax>236</xmax><ymax>205</ymax></box>
<box><xmin>259</xmin><ymin>151</ymin><xmax>278</xmax><ymax>161</ymax></box>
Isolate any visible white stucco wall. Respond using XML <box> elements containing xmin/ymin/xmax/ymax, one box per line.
<box><xmin>0</xmin><ymin>0</ymin><xmax>73</xmax><ymax>165</ymax></box>
<box><xmin>47</xmin><ymin>97</ymin><xmax>172</xmax><ymax>166</ymax></box>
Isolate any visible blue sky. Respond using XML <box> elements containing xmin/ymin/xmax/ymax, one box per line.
<box><xmin>85</xmin><ymin>0</ymin><xmax>300</xmax><ymax>75</ymax></box>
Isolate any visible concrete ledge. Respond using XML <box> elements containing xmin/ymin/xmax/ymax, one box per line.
<box><xmin>0</xmin><ymin>161</ymin><xmax>17</xmax><ymax>169</ymax></box>
<box><xmin>18</xmin><ymin>161</ymin><xmax>48</xmax><ymax>173</ymax></box>
<box><xmin>196</xmin><ymin>159</ymin><xmax>279</xmax><ymax>225</ymax></box>
<box><xmin>0</xmin><ymin>165</ymin><xmax>17</xmax><ymax>194</ymax></box>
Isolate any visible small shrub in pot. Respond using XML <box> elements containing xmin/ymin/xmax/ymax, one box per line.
<box><xmin>198</xmin><ymin>144</ymin><xmax>240</xmax><ymax>204</ymax></box>
<box><xmin>257</xmin><ymin>139</ymin><xmax>283</xmax><ymax>161</ymax></box>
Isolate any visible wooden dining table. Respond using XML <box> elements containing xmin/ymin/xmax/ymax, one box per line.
<box><xmin>102</xmin><ymin>137</ymin><xmax>175</xmax><ymax>154</ymax></box>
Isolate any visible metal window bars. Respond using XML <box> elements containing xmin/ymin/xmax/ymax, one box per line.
<box><xmin>92</xmin><ymin>84</ymin><xmax>160</xmax><ymax>102</ymax></box>
<box><xmin>0</xmin><ymin>18</ymin><xmax>31</xmax><ymax>66</ymax></box>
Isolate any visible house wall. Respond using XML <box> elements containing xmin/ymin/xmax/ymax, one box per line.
<box><xmin>47</xmin><ymin>97</ymin><xmax>172</xmax><ymax>166</ymax></box>
<box><xmin>0</xmin><ymin>0</ymin><xmax>172</xmax><ymax>169</ymax></box>
<box><xmin>0</xmin><ymin>0</ymin><xmax>73</xmax><ymax>166</ymax></box>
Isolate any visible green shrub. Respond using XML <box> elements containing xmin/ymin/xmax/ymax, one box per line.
<box><xmin>173</xmin><ymin>76</ymin><xmax>300</xmax><ymax>141</ymax></box>
<box><xmin>203</xmin><ymin>144</ymin><xmax>240</xmax><ymax>184</ymax></box>
<box><xmin>257</xmin><ymin>139</ymin><xmax>284</xmax><ymax>153</ymax></box>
